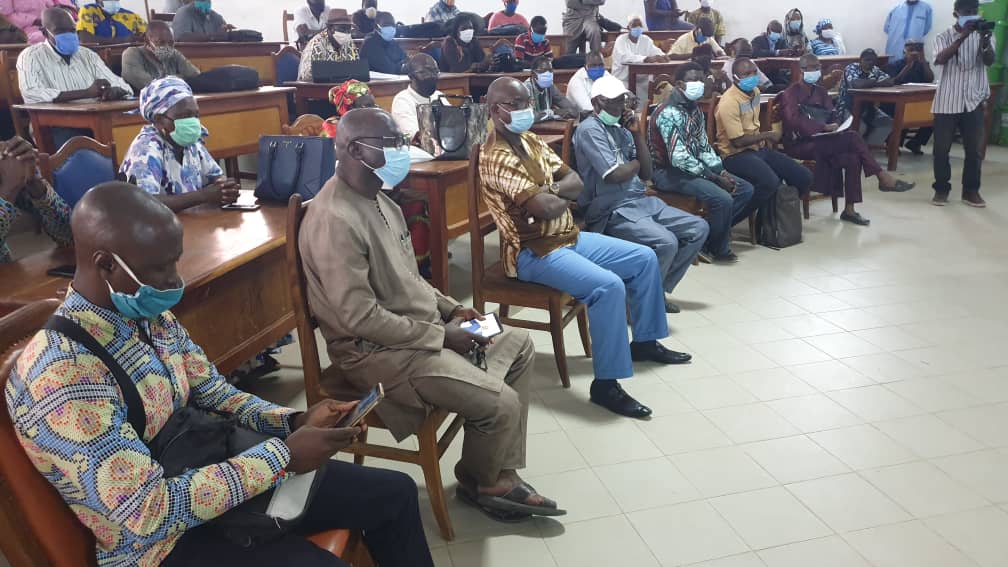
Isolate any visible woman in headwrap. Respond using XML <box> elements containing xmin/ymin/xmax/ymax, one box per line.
<box><xmin>119</xmin><ymin>76</ymin><xmax>239</xmax><ymax>213</ymax></box>
<box><xmin>810</xmin><ymin>18</ymin><xmax>846</xmax><ymax>56</ymax></box>
<box><xmin>320</xmin><ymin>79</ymin><xmax>376</xmax><ymax>137</ymax></box>
<box><xmin>783</xmin><ymin>8</ymin><xmax>809</xmax><ymax>53</ymax></box>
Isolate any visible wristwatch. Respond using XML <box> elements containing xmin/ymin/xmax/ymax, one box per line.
<box><xmin>545</xmin><ymin>182</ymin><xmax>560</xmax><ymax>195</ymax></box>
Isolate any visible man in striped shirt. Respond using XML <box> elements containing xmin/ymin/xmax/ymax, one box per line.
<box><xmin>931</xmin><ymin>0</ymin><xmax>995</xmax><ymax>207</ymax></box>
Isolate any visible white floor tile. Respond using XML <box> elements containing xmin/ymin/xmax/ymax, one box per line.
<box><xmin>804</xmin><ymin>332</ymin><xmax>883</xmax><ymax>359</ymax></box>
<box><xmin>874</xmin><ymin>414</ymin><xmax>985</xmax><ymax>458</ymax></box>
<box><xmin>674</xmin><ymin>377</ymin><xmax>759</xmax><ymax>410</ymax></box>
<box><xmin>773</xmin><ymin>315</ymin><xmax>845</xmax><ymax>338</ymax></box>
<box><xmin>861</xmin><ymin>461</ymin><xmax>988</xmax><ymax>518</ymax></box>
<box><xmin>766</xmin><ymin>394</ymin><xmax>863</xmax><ymax>433</ymax></box>
<box><xmin>433</xmin><ymin>545</ymin><xmax>454</xmax><ymax>567</ymax></box>
<box><xmin>672</xmin><ymin>446</ymin><xmax>778</xmax><ymax>498</ymax></box>
<box><xmin>941</xmin><ymin>368</ymin><xmax>1008</xmax><ymax>404</ymax></box>
<box><xmin>852</xmin><ymin>326</ymin><xmax>932</xmax><ymax>352</ymax></box>
<box><xmin>818</xmin><ymin>309</ymin><xmax>891</xmax><ymax>332</ymax></box>
<box><xmin>703</xmin><ymin>403</ymin><xmax>801</xmax><ymax>444</ymax></box>
<box><xmin>521</xmin><ymin>469</ymin><xmax>621</xmax><ymax>525</ymax></box>
<box><xmin>723</xmin><ymin>319</ymin><xmax>797</xmax><ymax>345</ymax></box>
<box><xmin>743</xmin><ymin>436</ymin><xmax>850</xmax><ymax>484</ymax></box>
<box><xmin>753</xmin><ymin>339</ymin><xmax>832</xmax><ymax>366</ymax></box>
<box><xmin>785</xmin><ymin>294</ymin><xmax>853</xmax><ymax>314</ymax></box>
<box><xmin>709</xmin><ymin>487</ymin><xmax>832</xmax><ymax>550</ymax></box>
<box><xmin>564</xmin><ymin>421</ymin><xmax>662</xmax><ymax>467</ymax></box>
<box><xmin>787</xmin><ymin>473</ymin><xmax>911</xmax><ymax>532</ymax></box>
<box><xmin>844</xmin><ymin>520</ymin><xmax>979</xmax><ymax>567</ymax></box>
<box><xmin>541</xmin><ymin>515</ymin><xmax>659</xmax><ymax>567</ymax></box>
<box><xmin>757</xmin><ymin>536</ymin><xmax>871</xmax><ymax>567</ymax></box>
<box><xmin>448</xmin><ymin>533</ymin><xmax>557</xmax><ymax>567</ymax></box>
<box><xmin>841</xmin><ymin>352</ymin><xmax>927</xmax><ymax>383</ymax></box>
<box><xmin>628</xmin><ymin>501</ymin><xmax>749</xmax><ymax>566</ymax></box>
<box><xmin>787</xmin><ymin>360</ymin><xmax>876</xmax><ymax>392</ymax></box>
<box><xmin>924</xmin><ymin>507</ymin><xmax>1008</xmax><ymax>567</ymax></box>
<box><xmin>636</xmin><ymin>411</ymin><xmax>733</xmax><ymax>455</ymax></box>
<box><xmin>594</xmin><ymin>457</ymin><xmax>701</xmax><ymax>513</ymax></box>
<box><xmin>809</xmin><ymin>425</ymin><xmax>917</xmax><ymax>470</ymax></box>
<box><xmin>827</xmin><ymin>385</ymin><xmax>926</xmax><ymax>422</ymax></box>
<box><xmin>936</xmin><ymin>404</ymin><xmax>1008</xmax><ymax>448</ymax></box>
<box><xmin>690</xmin><ymin>553</ymin><xmax>768</xmax><ymax>567</ymax></box>
<box><xmin>932</xmin><ymin>450</ymin><xmax>1008</xmax><ymax>504</ymax></box>
<box><xmin>522</xmin><ymin>431</ymin><xmax>588</xmax><ymax>478</ymax></box>
<box><xmin>883</xmin><ymin>378</ymin><xmax>981</xmax><ymax>413</ymax></box>
<box><xmin>729</xmin><ymin>368</ymin><xmax>816</xmax><ymax>401</ymax></box>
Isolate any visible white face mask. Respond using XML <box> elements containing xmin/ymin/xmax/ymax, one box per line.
<box><xmin>821</xmin><ymin>29</ymin><xmax>836</xmax><ymax>39</ymax></box>
<box><xmin>459</xmin><ymin>29</ymin><xmax>474</xmax><ymax>43</ymax></box>
<box><xmin>365</xmin><ymin>6</ymin><xmax>377</xmax><ymax>18</ymax></box>
<box><xmin>331</xmin><ymin>30</ymin><xmax>351</xmax><ymax>44</ymax></box>
<box><xmin>700</xmin><ymin>0</ymin><xmax>712</xmax><ymax>7</ymax></box>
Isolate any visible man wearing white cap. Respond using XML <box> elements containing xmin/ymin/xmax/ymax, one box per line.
<box><xmin>574</xmin><ymin>74</ymin><xmax>708</xmax><ymax>314</ymax></box>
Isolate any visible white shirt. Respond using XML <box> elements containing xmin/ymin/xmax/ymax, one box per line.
<box><xmin>293</xmin><ymin>4</ymin><xmax>331</xmax><ymax>34</ymax></box>
<box><xmin>391</xmin><ymin>85</ymin><xmax>444</xmax><ymax>140</ymax></box>
<box><xmin>565</xmin><ymin>66</ymin><xmax>616</xmax><ymax>111</ymax></box>
<box><xmin>16</xmin><ymin>42</ymin><xmax>133</xmax><ymax>104</ymax></box>
<box><xmin>611</xmin><ymin>33</ymin><xmax>665</xmax><ymax>85</ymax></box>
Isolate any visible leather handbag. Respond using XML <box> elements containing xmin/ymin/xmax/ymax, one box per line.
<box><xmin>254</xmin><ymin>136</ymin><xmax>336</xmax><ymax>201</ymax></box>
<box><xmin>416</xmin><ymin>95</ymin><xmax>489</xmax><ymax>161</ymax></box>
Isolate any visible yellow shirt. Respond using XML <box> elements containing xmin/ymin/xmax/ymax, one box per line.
<box><xmin>667</xmin><ymin>32</ymin><xmax>725</xmax><ymax>57</ymax></box>
<box><xmin>715</xmin><ymin>85</ymin><xmax>762</xmax><ymax>157</ymax></box>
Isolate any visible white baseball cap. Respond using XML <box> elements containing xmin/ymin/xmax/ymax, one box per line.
<box><xmin>590</xmin><ymin>74</ymin><xmax>630</xmax><ymax>100</ymax></box>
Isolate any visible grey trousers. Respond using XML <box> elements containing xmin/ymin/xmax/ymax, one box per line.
<box><xmin>563</xmin><ymin>17</ymin><xmax>602</xmax><ymax>54</ymax></box>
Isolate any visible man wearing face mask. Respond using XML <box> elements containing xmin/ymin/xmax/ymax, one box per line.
<box><xmin>838</xmin><ymin>48</ymin><xmax>895</xmax><ymax>147</ymax></box>
<box><xmin>351</xmin><ymin>0</ymin><xmax>387</xmax><ymax>37</ymax></box>
<box><xmin>121</xmin><ymin>21</ymin><xmax>200</xmax><ymax>91</ymax></box>
<box><xmin>360</xmin><ymin>12</ymin><xmax>406</xmax><ymax>75</ymax></box>
<box><xmin>298</xmin><ymin>8</ymin><xmax>360</xmax><ymax>82</ymax></box>
<box><xmin>885</xmin><ymin>0</ymin><xmax>933</xmax><ymax>57</ymax></box>
<box><xmin>489</xmin><ymin>0</ymin><xmax>528</xmax><ymax>30</ymax></box>
<box><xmin>685</xmin><ymin>0</ymin><xmax>724</xmax><ymax>45</ymax></box>
<box><xmin>612</xmin><ymin>15</ymin><xmax>669</xmax><ymax>100</ymax></box>
<box><xmin>667</xmin><ymin>17</ymin><xmax>724</xmax><ymax>59</ymax></box>
<box><xmin>514</xmin><ymin>16</ymin><xmax>551</xmax><ymax>63</ymax></box>
<box><xmin>76</xmin><ymin>0</ymin><xmax>148</xmax><ymax>43</ymax></box>
<box><xmin>300</xmin><ymin>107</ymin><xmax>565</xmax><ymax>523</ymax></box>
<box><xmin>391</xmin><ymin>54</ymin><xmax>443</xmax><ymax>142</ymax></box>
<box><xmin>7</xmin><ymin>181</ymin><xmax>436</xmax><ymax>567</ymax></box>
<box><xmin>524</xmin><ymin>56</ymin><xmax>578</xmax><ymax>121</ymax></box>
<box><xmin>574</xmin><ymin>75</ymin><xmax>708</xmax><ymax>314</ymax></box>
<box><xmin>563</xmin><ymin>0</ymin><xmax>605</xmax><ymax>56</ymax></box>
<box><xmin>481</xmin><ymin>77</ymin><xmax>693</xmax><ymax>419</ymax></box>
<box><xmin>172</xmin><ymin>0</ymin><xmax>232</xmax><ymax>42</ymax></box>
<box><xmin>293</xmin><ymin>0</ymin><xmax>331</xmax><ymax>50</ymax></box>
<box><xmin>566</xmin><ymin>50</ymin><xmax>615</xmax><ymax>113</ymax></box>
<box><xmin>644</xmin><ymin>0</ymin><xmax>693</xmax><ymax>32</ymax></box>
<box><xmin>119</xmin><ymin>77</ymin><xmax>239</xmax><ymax>212</ymax></box>
<box><xmin>425</xmin><ymin>0</ymin><xmax>460</xmax><ymax>24</ymax></box>
<box><xmin>752</xmin><ymin>20</ymin><xmax>794</xmax><ymax>58</ymax></box>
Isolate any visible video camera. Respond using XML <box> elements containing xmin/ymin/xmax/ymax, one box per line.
<box><xmin>975</xmin><ymin>19</ymin><xmax>996</xmax><ymax>33</ymax></box>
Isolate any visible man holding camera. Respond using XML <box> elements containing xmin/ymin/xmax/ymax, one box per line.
<box><xmin>931</xmin><ymin>0</ymin><xmax>995</xmax><ymax>208</ymax></box>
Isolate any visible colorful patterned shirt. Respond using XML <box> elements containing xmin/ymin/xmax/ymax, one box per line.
<box><xmin>479</xmin><ymin>132</ymin><xmax>577</xmax><ymax>277</ymax></box>
<box><xmin>6</xmin><ymin>290</ymin><xmax>296</xmax><ymax>566</ymax></box>
<box><xmin>425</xmin><ymin>1</ymin><xmax>460</xmax><ymax>23</ymax></box>
<box><xmin>297</xmin><ymin>29</ymin><xmax>361</xmax><ymax>81</ymax></box>
<box><xmin>651</xmin><ymin>90</ymin><xmax>722</xmax><ymax>178</ymax></box>
<box><xmin>0</xmin><ymin>180</ymin><xmax>72</xmax><ymax>263</ymax></box>
<box><xmin>119</xmin><ymin>125</ymin><xmax>222</xmax><ymax>196</ymax></box>
<box><xmin>76</xmin><ymin>4</ymin><xmax>148</xmax><ymax>39</ymax></box>
<box><xmin>514</xmin><ymin>31</ymin><xmax>551</xmax><ymax>62</ymax></box>
<box><xmin>838</xmin><ymin>62</ymin><xmax>890</xmax><ymax>114</ymax></box>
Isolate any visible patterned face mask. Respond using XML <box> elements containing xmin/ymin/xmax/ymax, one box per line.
<box><xmin>151</xmin><ymin>45</ymin><xmax>174</xmax><ymax>61</ymax></box>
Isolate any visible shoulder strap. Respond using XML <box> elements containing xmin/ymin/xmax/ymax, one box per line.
<box><xmin>44</xmin><ymin>315</ymin><xmax>148</xmax><ymax>437</ymax></box>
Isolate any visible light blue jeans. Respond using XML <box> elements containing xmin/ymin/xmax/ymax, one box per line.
<box><xmin>516</xmin><ymin>232</ymin><xmax>669</xmax><ymax>380</ymax></box>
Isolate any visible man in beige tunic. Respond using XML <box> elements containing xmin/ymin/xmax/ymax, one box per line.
<box><xmin>299</xmin><ymin>107</ymin><xmax>564</xmax><ymax>522</ymax></box>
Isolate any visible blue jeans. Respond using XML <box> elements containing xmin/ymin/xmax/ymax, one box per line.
<box><xmin>653</xmin><ymin>169</ymin><xmax>755</xmax><ymax>256</ymax></box>
<box><xmin>516</xmin><ymin>232</ymin><xmax>668</xmax><ymax>380</ymax></box>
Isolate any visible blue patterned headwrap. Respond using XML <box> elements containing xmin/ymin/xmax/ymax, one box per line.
<box><xmin>139</xmin><ymin>76</ymin><xmax>194</xmax><ymax>122</ymax></box>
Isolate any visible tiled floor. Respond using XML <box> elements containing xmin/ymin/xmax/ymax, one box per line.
<box><xmin>5</xmin><ymin>143</ymin><xmax>1008</xmax><ymax>567</ymax></box>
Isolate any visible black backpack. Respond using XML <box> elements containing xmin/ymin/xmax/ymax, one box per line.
<box><xmin>186</xmin><ymin>65</ymin><xmax>260</xmax><ymax>93</ymax></box>
<box><xmin>757</xmin><ymin>185</ymin><xmax>803</xmax><ymax>248</ymax></box>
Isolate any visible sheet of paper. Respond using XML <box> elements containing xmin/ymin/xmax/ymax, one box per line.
<box><xmin>813</xmin><ymin>115</ymin><xmax>854</xmax><ymax>137</ymax></box>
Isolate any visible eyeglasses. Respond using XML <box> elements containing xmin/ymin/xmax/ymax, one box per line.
<box><xmin>497</xmin><ymin>98</ymin><xmax>531</xmax><ymax>111</ymax></box>
<box><xmin>353</xmin><ymin>135</ymin><xmax>411</xmax><ymax>150</ymax></box>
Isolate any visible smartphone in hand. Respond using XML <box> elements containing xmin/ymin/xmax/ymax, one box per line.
<box><xmin>461</xmin><ymin>312</ymin><xmax>503</xmax><ymax>339</ymax></box>
<box><xmin>335</xmin><ymin>383</ymin><xmax>385</xmax><ymax>428</ymax></box>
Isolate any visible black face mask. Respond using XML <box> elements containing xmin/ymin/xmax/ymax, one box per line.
<box><xmin>414</xmin><ymin>77</ymin><xmax>438</xmax><ymax>98</ymax></box>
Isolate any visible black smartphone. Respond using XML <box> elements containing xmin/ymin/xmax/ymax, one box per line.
<box><xmin>46</xmin><ymin>265</ymin><xmax>76</xmax><ymax>278</ymax></box>
<box><xmin>221</xmin><ymin>203</ymin><xmax>261</xmax><ymax>211</ymax></box>
<box><xmin>461</xmin><ymin>312</ymin><xmax>503</xmax><ymax>339</ymax></box>
<box><xmin>335</xmin><ymin>383</ymin><xmax>385</xmax><ymax>428</ymax></box>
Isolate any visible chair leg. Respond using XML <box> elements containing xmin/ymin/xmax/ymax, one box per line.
<box><xmin>352</xmin><ymin>428</ymin><xmax>368</xmax><ymax>466</ymax></box>
<box><xmin>831</xmin><ymin>196</ymin><xmax>839</xmax><ymax>213</ymax></box>
<box><xmin>500</xmin><ymin>304</ymin><xmax>510</xmax><ymax>319</ymax></box>
<box><xmin>548</xmin><ymin>297</ymin><xmax>571</xmax><ymax>388</ymax></box>
<box><xmin>802</xmin><ymin>193</ymin><xmax>810</xmax><ymax>220</ymax></box>
<box><xmin>576</xmin><ymin>306</ymin><xmax>592</xmax><ymax>359</ymax></box>
<box><xmin>417</xmin><ymin>421</ymin><xmax>454</xmax><ymax>541</ymax></box>
<box><xmin>748</xmin><ymin>212</ymin><xmax>758</xmax><ymax>245</ymax></box>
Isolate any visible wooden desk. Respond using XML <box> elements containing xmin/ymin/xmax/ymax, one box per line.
<box><xmin>0</xmin><ymin>205</ymin><xmax>293</xmax><ymax>374</ymax></box>
<box><xmin>757</xmin><ymin>55</ymin><xmax>891</xmax><ymax>84</ymax></box>
<box><xmin>287</xmin><ymin>74</ymin><xmax>471</xmax><ymax>114</ymax></box>
<box><xmin>467</xmin><ymin>69</ymin><xmax>576</xmax><ymax>97</ymax></box>
<box><xmin>628</xmin><ymin>60</ymin><xmax>725</xmax><ymax>101</ymax></box>
<box><xmin>14</xmin><ymin>86</ymin><xmax>292</xmax><ymax>163</ymax></box>
<box><xmin>175</xmin><ymin>42</ymin><xmax>287</xmax><ymax>85</ymax></box>
<box><xmin>849</xmin><ymin>84</ymin><xmax>936</xmax><ymax>171</ymax></box>
<box><xmin>603</xmin><ymin>30</ymin><xmax>687</xmax><ymax>51</ymax></box>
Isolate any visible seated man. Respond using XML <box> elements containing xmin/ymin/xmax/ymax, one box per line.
<box><xmin>0</xmin><ymin>136</ymin><xmax>71</xmax><ymax>263</ymax></box>
<box><xmin>294</xmin><ymin>0</ymin><xmax>330</xmax><ymax>49</ymax></box>
<box><xmin>884</xmin><ymin>39</ymin><xmax>935</xmax><ymax>155</ymax></box>
<box><xmin>119</xmin><ymin>77</ymin><xmax>240</xmax><ymax>212</ymax></box>
<box><xmin>778</xmin><ymin>54</ymin><xmax>914</xmax><ymax>226</ymax></box>
<box><xmin>425</xmin><ymin>0</ymin><xmax>459</xmax><ymax>23</ymax></box>
<box><xmin>6</xmin><ymin>181</ymin><xmax>435</xmax><ymax>567</ymax></box>
<box><xmin>391</xmin><ymin>53</ymin><xmax>443</xmax><ymax>142</ymax></box>
<box><xmin>76</xmin><ymin>0</ymin><xmax>148</xmax><ymax>43</ymax></box>
<box><xmin>751</xmin><ymin>20</ymin><xmax>794</xmax><ymax>57</ymax></box>
<box><xmin>489</xmin><ymin>0</ymin><xmax>529</xmax><ymax>30</ymax></box>
<box><xmin>121</xmin><ymin>20</ymin><xmax>200</xmax><ymax>91</ymax></box>
<box><xmin>574</xmin><ymin>75</ymin><xmax>708</xmax><ymax>313</ymax></box>
<box><xmin>723</xmin><ymin>39</ymin><xmax>781</xmax><ymax>93</ymax></box>
<box><xmin>838</xmin><ymin>48</ymin><xmax>895</xmax><ymax>147</ymax></box>
<box><xmin>612</xmin><ymin>15</ymin><xmax>670</xmax><ymax>99</ymax></box>
<box><xmin>716</xmin><ymin>57</ymin><xmax>812</xmax><ymax>217</ymax></box>
<box><xmin>171</xmin><ymin>0</ymin><xmax>232</xmax><ymax>41</ymax></box>
<box><xmin>480</xmin><ymin>77</ymin><xmax>693</xmax><ymax>418</ymax></box>
<box><xmin>298</xmin><ymin>9</ymin><xmax>360</xmax><ymax>82</ymax></box>
<box><xmin>360</xmin><ymin>11</ymin><xmax>405</xmax><ymax>74</ymax></box>
<box><xmin>300</xmin><ymin>107</ymin><xmax>564</xmax><ymax>522</ymax></box>
<box><xmin>685</xmin><ymin>0</ymin><xmax>725</xmax><ymax>44</ymax></box>
<box><xmin>514</xmin><ymin>15</ymin><xmax>551</xmax><ymax>63</ymax></box>
<box><xmin>566</xmin><ymin>51</ymin><xmax>615</xmax><ymax>114</ymax></box>
<box><xmin>649</xmin><ymin>62</ymin><xmax>754</xmax><ymax>263</ymax></box>
<box><xmin>524</xmin><ymin>56</ymin><xmax>578</xmax><ymax>121</ymax></box>
<box><xmin>667</xmin><ymin>17</ymin><xmax>725</xmax><ymax>60</ymax></box>
<box><xmin>644</xmin><ymin>0</ymin><xmax>694</xmax><ymax>31</ymax></box>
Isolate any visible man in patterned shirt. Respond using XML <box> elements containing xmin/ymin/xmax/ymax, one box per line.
<box><xmin>480</xmin><ymin>77</ymin><xmax>692</xmax><ymax>420</ymax></box>
<box><xmin>6</xmin><ymin>182</ymin><xmax>434</xmax><ymax>567</ymax></box>
<box><xmin>297</xmin><ymin>8</ymin><xmax>360</xmax><ymax>82</ymax></box>
<box><xmin>425</xmin><ymin>0</ymin><xmax>460</xmax><ymax>23</ymax></box>
<box><xmin>837</xmin><ymin>49</ymin><xmax>895</xmax><ymax>147</ymax></box>
<box><xmin>650</xmin><ymin>62</ymin><xmax>754</xmax><ymax>263</ymax></box>
<box><xmin>0</xmin><ymin>136</ymin><xmax>71</xmax><ymax>263</ymax></box>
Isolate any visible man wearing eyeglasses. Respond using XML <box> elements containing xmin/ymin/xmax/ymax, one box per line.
<box><xmin>298</xmin><ymin>107</ymin><xmax>566</xmax><ymax>523</ymax></box>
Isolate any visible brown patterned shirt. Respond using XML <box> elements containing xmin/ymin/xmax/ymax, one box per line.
<box><xmin>479</xmin><ymin>132</ymin><xmax>578</xmax><ymax>278</ymax></box>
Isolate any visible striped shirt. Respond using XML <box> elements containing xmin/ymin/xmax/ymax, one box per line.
<box><xmin>16</xmin><ymin>42</ymin><xmax>133</xmax><ymax>104</ymax></box>
<box><xmin>932</xmin><ymin>26</ymin><xmax>995</xmax><ymax>114</ymax></box>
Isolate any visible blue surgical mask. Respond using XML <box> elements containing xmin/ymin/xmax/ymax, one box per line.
<box><xmin>504</xmin><ymin>1</ymin><xmax>517</xmax><ymax>15</ymax></box>
<box><xmin>788</xmin><ymin>21</ymin><xmax>801</xmax><ymax>32</ymax></box>
<box><xmin>736</xmin><ymin>74</ymin><xmax>760</xmax><ymax>93</ymax></box>
<box><xmin>683</xmin><ymin>80</ymin><xmax>705</xmax><ymax>101</ymax></box>
<box><xmin>958</xmin><ymin>14</ymin><xmax>980</xmax><ymax>27</ymax></box>
<box><xmin>379</xmin><ymin>25</ymin><xmax>396</xmax><ymax>41</ymax></box>
<box><xmin>194</xmin><ymin>0</ymin><xmax>212</xmax><ymax>14</ymax></box>
<box><xmin>103</xmin><ymin>0</ymin><xmax>121</xmax><ymax>13</ymax></box>
<box><xmin>803</xmin><ymin>70</ymin><xmax>821</xmax><ymax>84</ymax></box>
<box><xmin>531</xmin><ymin>31</ymin><xmax>546</xmax><ymax>43</ymax></box>
<box><xmin>586</xmin><ymin>66</ymin><xmax>605</xmax><ymax>81</ymax></box>
<box><xmin>358</xmin><ymin>143</ymin><xmax>411</xmax><ymax>188</ymax></box>
<box><xmin>535</xmin><ymin>71</ymin><xmax>554</xmax><ymax>89</ymax></box>
<box><xmin>503</xmin><ymin>107</ymin><xmax>534</xmax><ymax>134</ymax></box>
<box><xmin>768</xmin><ymin>31</ymin><xmax>782</xmax><ymax>43</ymax></box>
<box><xmin>107</xmin><ymin>253</ymin><xmax>184</xmax><ymax>320</ymax></box>
<box><xmin>52</xmin><ymin>32</ymin><xmax>79</xmax><ymax>56</ymax></box>
<box><xmin>630</xmin><ymin>27</ymin><xmax>644</xmax><ymax>39</ymax></box>
<box><xmin>695</xmin><ymin>31</ymin><xmax>707</xmax><ymax>43</ymax></box>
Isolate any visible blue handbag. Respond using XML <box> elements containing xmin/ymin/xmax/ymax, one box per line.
<box><xmin>254</xmin><ymin>136</ymin><xmax>336</xmax><ymax>201</ymax></box>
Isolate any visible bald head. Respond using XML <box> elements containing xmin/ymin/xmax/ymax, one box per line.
<box><xmin>334</xmin><ymin>107</ymin><xmax>403</xmax><ymax>195</ymax></box>
<box><xmin>334</xmin><ymin>107</ymin><xmax>398</xmax><ymax>159</ymax></box>
<box><xmin>41</xmin><ymin>6</ymin><xmax>75</xmax><ymax>34</ymax></box>
<box><xmin>487</xmin><ymin>77</ymin><xmax>530</xmax><ymax>135</ymax></box>
<box><xmin>487</xmin><ymin>76</ymin><xmax>525</xmax><ymax>107</ymax></box>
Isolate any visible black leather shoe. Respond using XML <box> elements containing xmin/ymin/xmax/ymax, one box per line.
<box><xmin>630</xmin><ymin>341</ymin><xmax>692</xmax><ymax>364</ymax></box>
<box><xmin>590</xmin><ymin>380</ymin><xmax>653</xmax><ymax>419</ymax></box>
<box><xmin>840</xmin><ymin>211</ymin><xmax>871</xmax><ymax>226</ymax></box>
<box><xmin>664</xmin><ymin>293</ymin><xmax>681</xmax><ymax>314</ymax></box>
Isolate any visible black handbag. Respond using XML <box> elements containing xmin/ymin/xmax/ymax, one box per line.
<box><xmin>254</xmin><ymin>136</ymin><xmax>336</xmax><ymax>201</ymax></box>
<box><xmin>416</xmin><ymin>95</ymin><xmax>489</xmax><ymax>160</ymax></box>
<box><xmin>42</xmin><ymin>316</ymin><xmax>322</xmax><ymax>548</ymax></box>
<box><xmin>185</xmin><ymin>65</ymin><xmax>260</xmax><ymax>93</ymax></box>
<box><xmin>799</xmin><ymin>103</ymin><xmax>833</xmax><ymax>125</ymax></box>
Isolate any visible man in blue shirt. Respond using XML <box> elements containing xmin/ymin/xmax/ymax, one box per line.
<box><xmin>360</xmin><ymin>12</ymin><xmax>406</xmax><ymax>74</ymax></box>
<box><xmin>574</xmin><ymin>75</ymin><xmax>709</xmax><ymax>313</ymax></box>
<box><xmin>884</xmin><ymin>0</ymin><xmax>933</xmax><ymax>56</ymax></box>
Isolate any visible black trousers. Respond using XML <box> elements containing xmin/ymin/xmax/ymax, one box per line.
<box><xmin>933</xmin><ymin>105</ymin><xmax>986</xmax><ymax>195</ymax></box>
<box><xmin>722</xmin><ymin>148</ymin><xmax>815</xmax><ymax>217</ymax></box>
<box><xmin>162</xmin><ymin>461</ymin><xmax>434</xmax><ymax>567</ymax></box>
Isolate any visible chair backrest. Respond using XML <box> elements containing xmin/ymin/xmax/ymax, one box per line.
<box><xmin>559</xmin><ymin>118</ymin><xmax>576</xmax><ymax>166</ymax></box>
<box><xmin>0</xmin><ymin>299</ymin><xmax>98</xmax><ymax>567</ymax></box>
<box><xmin>284</xmin><ymin>194</ymin><xmax>326</xmax><ymax>407</ymax></box>
<box><xmin>282</xmin><ymin>10</ymin><xmax>294</xmax><ymax>44</ymax></box>
<box><xmin>0</xmin><ymin>51</ymin><xmax>26</xmax><ymax>139</ymax></box>
<box><xmin>273</xmin><ymin>45</ymin><xmax>302</xmax><ymax>86</ymax></box>
<box><xmin>467</xmin><ymin>145</ymin><xmax>497</xmax><ymax>306</ymax></box>
<box><xmin>37</xmin><ymin>137</ymin><xmax>117</xmax><ymax>210</ymax></box>
<box><xmin>421</xmin><ymin>42</ymin><xmax>442</xmax><ymax>66</ymax></box>
<box><xmin>282</xmin><ymin>114</ymin><xmax>325</xmax><ymax>136</ymax></box>
<box><xmin>648</xmin><ymin>73</ymin><xmax>674</xmax><ymax>107</ymax></box>
<box><xmin>149</xmin><ymin>10</ymin><xmax>174</xmax><ymax>22</ymax></box>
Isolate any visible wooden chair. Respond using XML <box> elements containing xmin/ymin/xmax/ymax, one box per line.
<box><xmin>273</xmin><ymin>45</ymin><xmax>302</xmax><ymax>89</ymax></box>
<box><xmin>0</xmin><ymin>50</ymin><xmax>27</xmax><ymax>139</ymax></box>
<box><xmin>558</xmin><ymin>118</ymin><xmax>576</xmax><ymax>166</ymax></box>
<box><xmin>282</xmin><ymin>10</ymin><xmax>295</xmax><ymax>44</ymax></box>
<box><xmin>0</xmin><ymin>300</ymin><xmax>363</xmax><ymax>567</ymax></box>
<box><xmin>284</xmin><ymin>195</ymin><xmax>463</xmax><ymax>542</ymax></box>
<box><xmin>765</xmin><ymin>97</ymin><xmax>838</xmax><ymax>220</ymax></box>
<box><xmin>466</xmin><ymin>146</ymin><xmax>591</xmax><ymax>388</ymax></box>
<box><xmin>282</xmin><ymin>114</ymin><xmax>325</xmax><ymax>136</ymax></box>
<box><xmin>149</xmin><ymin>10</ymin><xmax>174</xmax><ymax>22</ymax></box>
<box><xmin>37</xmin><ymin>136</ymin><xmax>117</xmax><ymax>209</ymax></box>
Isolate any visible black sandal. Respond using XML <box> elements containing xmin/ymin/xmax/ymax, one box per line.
<box><xmin>476</xmin><ymin>482</ymin><xmax>567</xmax><ymax>517</ymax></box>
<box><xmin>880</xmin><ymin>180</ymin><xmax>916</xmax><ymax>192</ymax></box>
<box><xmin>455</xmin><ymin>484</ymin><xmax>531</xmax><ymax>523</ymax></box>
